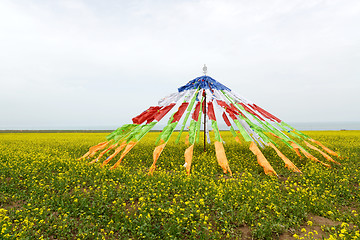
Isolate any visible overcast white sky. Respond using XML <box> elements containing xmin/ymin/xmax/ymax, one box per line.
<box><xmin>1</xmin><ymin>0</ymin><xmax>359</xmax><ymax>130</ymax></box>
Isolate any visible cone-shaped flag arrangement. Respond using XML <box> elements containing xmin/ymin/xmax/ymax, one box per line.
<box><xmin>79</xmin><ymin>69</ymin><xmax>341</xmax><ymax>176</ymax></box>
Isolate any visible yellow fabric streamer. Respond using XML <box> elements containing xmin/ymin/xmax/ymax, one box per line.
<box><xmin>309</xmin><ymin>139</ymin><xmax>339</xmax><ymax>157</ymax></box>
<box><xmin>268</xmin><ymin>142</ymin><xmax>302</xmax><ymax>173</ymax></box>
<box><xmin>184</xmin><ymin>144</ymin><xmax>194</xmax><ymax>175</ymax></box>
<box><xmin>249</xmin><ymin>142</ymin><xmax>277</xmax><ymax>176</ymax></box>
<box><xmin>110</xmin><ymin>141</ymin><xmax>138</xmax><ymax>170</ymax></box>
<box><xmin>304</xmin><ymin>141</ymin><xmax>340</xmax><ymax>165</ymax></box>
<box><xmin>149</xmin><ymin>143</ymin><xmax>167</xmax><ymax>174</ymax></box>
<box><xmin>214</xmin><ymin>141</ymin><xmax>232</xmax><ymax>175</ymax></box>
<box><xmin>290</xmin><ymin>142</ymin><xmax>330</xmax><ymax>168</ymax></box>
<box><xmin>101</xmin><ymin>141</ymin><xmax>127</xmax><ymax>166</ymax></box>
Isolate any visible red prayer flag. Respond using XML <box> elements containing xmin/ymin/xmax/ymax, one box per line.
<box><xmin>239</xmin><ymin>103</ymin><xmax>264</xmax><ymax>121</ymax></box>
<box><xmin>216</xmin><ymin>100</ymin><xmax>240</xmax><ymax>119</ymax></box>
<box><xmin>192</xmin><ymin>102</ymin><xmax>201</xmax><ymax>121</ymax></box>
<box><xmin>132</xmin><ymin>106</ymin><xmax>162</xmax><ymax>124</ymax></box>
<box><xmin>154</xmin><ymin>103</ymin><xmax>176</xmax><ymax>122</ymax></box>
<box><xmin>207</xmin><ymin>102</ymin><xmax>216</xmax><ymax>121</ymax></box>
<box><xmin>222</xmin><ymin>112</ymin><xmax>231</xmax><ymax>126</ymax></box>
<box><xmin>171</xmin><ymin>102</ymin><xmax>189</xmax><ymax>123</ymax></box>
<box><xmin>251</xmin><ymin>104</ymin><xmax>281</xmax><ymax>122</ymax></box>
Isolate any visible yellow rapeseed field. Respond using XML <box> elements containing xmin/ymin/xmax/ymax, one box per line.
<box><xmin>0</xmin><ymin>131</ymin><xmax>359</xmax><ymax>239</ymax></box>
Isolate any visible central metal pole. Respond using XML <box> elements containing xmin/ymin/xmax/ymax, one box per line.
<box><xmin>203</xmin><ymin>91</ymin><xmax>206</xmax><ymax>152</ymax></box>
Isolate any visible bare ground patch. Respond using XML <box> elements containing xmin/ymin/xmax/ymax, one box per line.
<box><xmin>279</xmin><ymin>214</ymin><xmax>341</xmax><ymax>240</ymax></box>
<box><xmin>0</xmin><ymin>200</ymin><xmax>25</xmax><ymax>210</ymax></box>
<box><xmin>238</xmin><ymin>225</ymin><xmax>252</xmax><ymax>239</ymax></box>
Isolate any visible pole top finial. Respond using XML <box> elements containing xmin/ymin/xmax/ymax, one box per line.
<box><xmin>203</xmin><ymin>64</ymin><xmax>207</xmax><ymax>75</ymax></box>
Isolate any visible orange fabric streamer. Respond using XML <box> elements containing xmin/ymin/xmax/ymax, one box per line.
<box><xmin>234</xmin><ymin>136</ymin><xmax>242</xmax><ymax>145</ymax></box>
<box><xmin>304</xmin><ymin>141</ymin><xmax>340</xmax><ymax>165</ymax></box>
<box><xmin>249</xmin><ymin>142</ymin><xmax>277</xmax><ymax>176</ymax></box>
<box><xmin>214</xmin><ymin>141</ymin><xmax>232</xmax><ymax>175</ymax></box>
<box><xmin>79</xmin><ymin>141</ymin><xmax>109</xmax><ymax>160</ymax></box>
<box><xmin>289</xmin><ymin>142</ymin><xmax>303</xmax><ymax>158</ymax></box>
<box><xmin>90</xmin><ymin>142</ymin><xmax>119</xmax><ymax>164</ymax></box>
<box><xmin>268</xmin><ymin>132</ymin><xmax>282</xmax><ymax>139</ymax></box>
<box><xmin>290</xmin><ymin>142</ymin><xmax>330</xmax><ymax>168</ymax></box>
<box><xmin>309</xmin><ymin>139</ymin><xmax>339</xmax><ymax>157</ymax></box>
<box><xmin>102</xmin><ymin>141</ymin><xmax>127</xmax><ymax>166</ymax></box>
<box><xmin>110</xmin><ymin>141</ymin><xmax>138</xmax><ymax>170</ymax></box>
<box><xmin>89</xmin><ymin>141</ymin><xmax>110</xmax><ymax>158</ymax></box>
<box><xmin>268</xmin><ymin>142</ymin><xmax>302</xmax><ymax>173</ymax></box>
<box><xmin>149</xmin><ymin>143</ymin><xmax>167</xmax><ymax>174</ymax></box>
<box><xmin>185</xmin><ymin>134</ymin><xmax>190</xmax><ymax>145</ymax></box>
<box><xmin>184</xmin><ymin>144</ymin><xmax>194</xmax><ymax>175</ymax></box>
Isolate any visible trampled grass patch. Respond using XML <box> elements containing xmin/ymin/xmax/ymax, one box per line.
<box><xmin>0</xmin><ymin>131</ymin><xmax>359</xmax><ymax>239</ymax></box>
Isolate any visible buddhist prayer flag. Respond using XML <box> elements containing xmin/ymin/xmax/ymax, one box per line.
<box><xmin>80</xmin><ymin>73</ymin><xmax>341</xmax><ymax>176</ymax></box>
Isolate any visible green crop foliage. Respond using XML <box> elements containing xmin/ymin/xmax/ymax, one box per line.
<box><xmin>0</xmin><ymin>131</ymin><xmax>359</xmax><ymax>239</ymax></box>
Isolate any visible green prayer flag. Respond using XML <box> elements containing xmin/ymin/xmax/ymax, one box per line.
<box><xmin>234</xmin><ymin>119</ymin><xmax>252</xmax><ymax>142</ymax></box>
<box><xmin>229</xmin><ymin>126</ymin><xmax>237</xmax><ymax>137</ymax></box>
<box><xmin>211</xmin><ymin>120</ymin><xmax>222</xmax><ymax>142</ymax></box>
<box><xmin>188</xmin><ymin>120</ymin><xmax>197</xmax><ymax>145</ymax></box>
